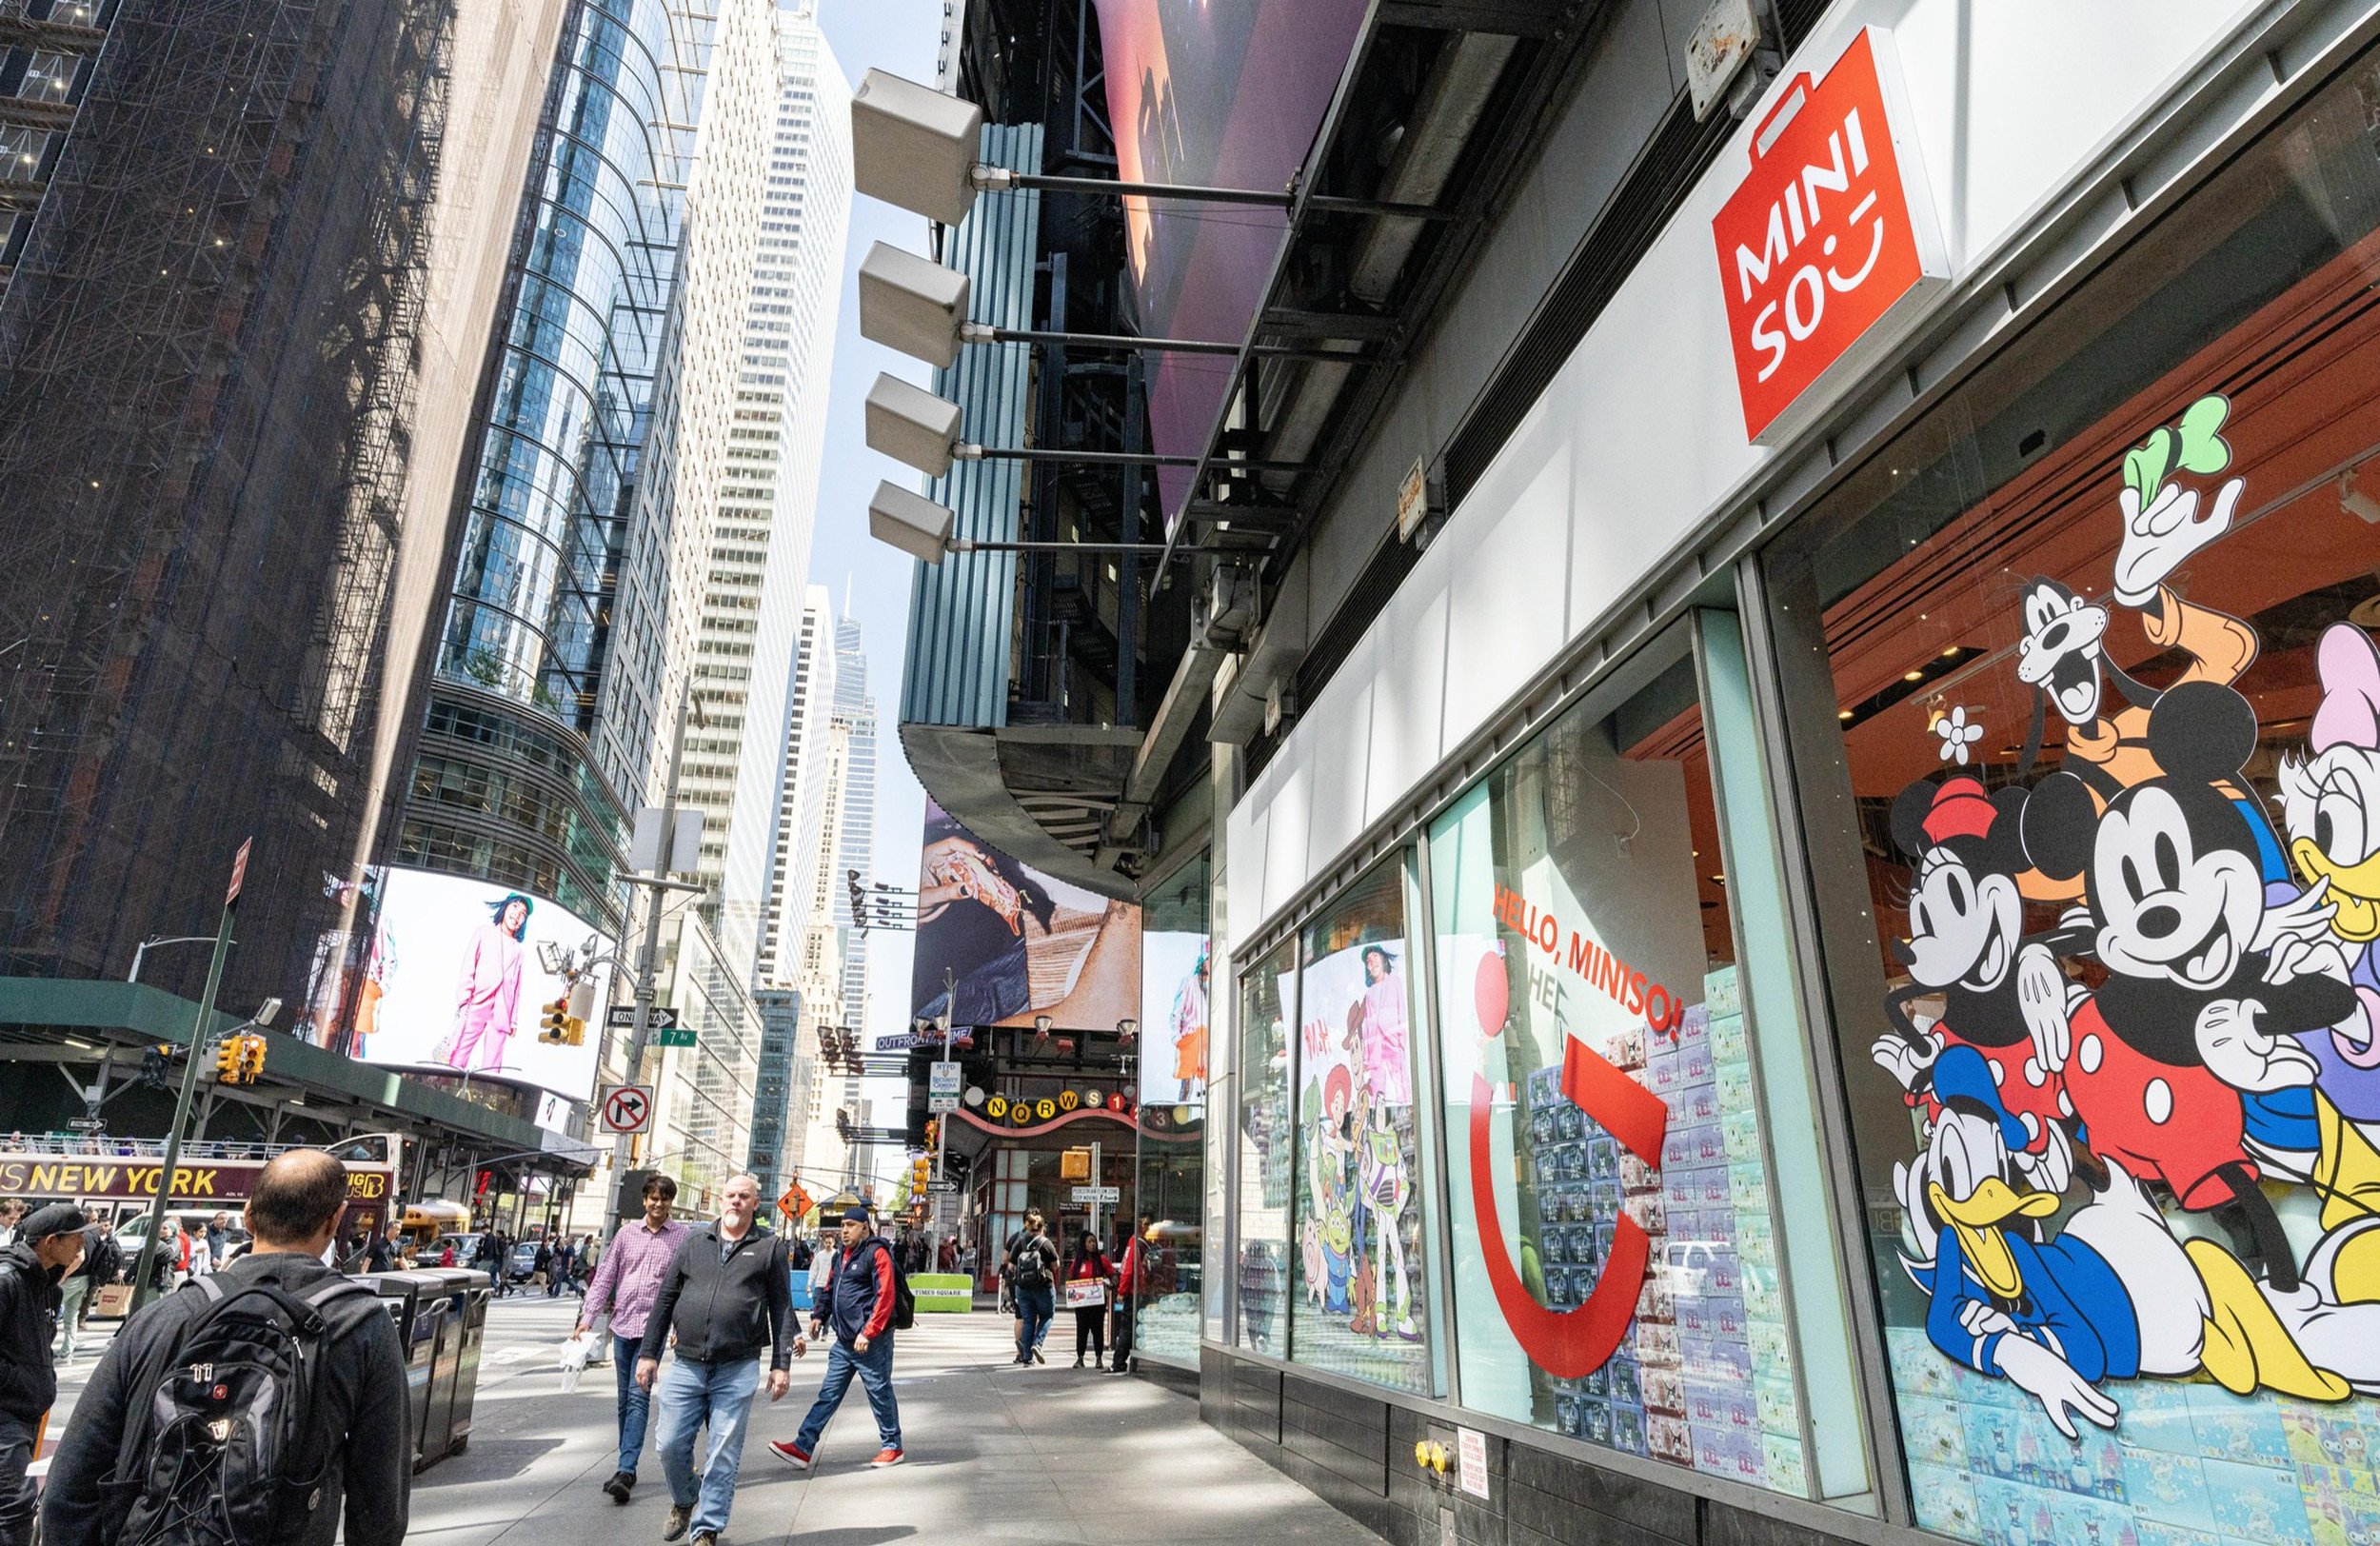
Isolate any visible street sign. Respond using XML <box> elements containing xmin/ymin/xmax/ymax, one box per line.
<box><xmin>777</xmin><ymin>1180</ymin><xmax>815</xmax><ymax>1221</ymax></box>
<box><xmin>874</xmin><ymin>1030</ymin><xmax>973</xmax><ymax>1051</ymax></box>
<box><xmin>927</xmin><ymin>1061</ymin><xmax>962</xmax><ymax>1113</ymax></box>
<box><xmin>66</xmin><ymin>1118</ymin><xmax>105</xmax><ymax>1131</ymax></box>
<box><xmin>605</xmin><ymin>1005</ymin><xmax>680</xmax><ymax>1031</ymax></box>
<box><xmin>657</xmin><ymin>1027</ymin><xmax>697</xmax><ymax>1048</ymax></box>
<box><xmin>1069</xmin><ymin>1185</ymin><xmax>1120</xmax><ymax>1204</ymax></box>
<box><xmin>599</xmin><ymin>1084</ymin><xmax>654</xmax><ymax>1135</ymax></box>
<box><xmin>927</xmin><ymin>1179</ymin><xmax>960</xmax><ymax>1195</ymax></box>
<box><xmin>226</xmin><ymin>837</ymin><xmax>251</xmax><ymax>905</ymax></box>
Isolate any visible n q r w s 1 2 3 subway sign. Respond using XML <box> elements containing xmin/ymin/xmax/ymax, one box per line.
<box><xmin>1711</xmin><ymin>27</ymin><xmax>1946</xmax><ymax>446</ymax></box>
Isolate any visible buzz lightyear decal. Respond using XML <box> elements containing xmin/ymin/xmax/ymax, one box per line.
<box><xmin>1878</xmin><ymin>394</ymin><xmax>2380</xmax><ymax>1447</ymax></box>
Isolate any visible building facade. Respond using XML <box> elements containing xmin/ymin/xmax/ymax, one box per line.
<box><xmin>892</xmin><ymin>2</ymin><xmax>2380</xmax><ymax>1544</ymax></box>
<box><xmin>0</xmin><ymin>0</ymin><xmax>571</xmax><ymax>1018</ymax></box>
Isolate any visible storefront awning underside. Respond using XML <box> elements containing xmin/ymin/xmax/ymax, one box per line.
<box><xmin>0</xmin><ymin>976</ymin><xmax>587</xmax><ymax>1164</ymax></box>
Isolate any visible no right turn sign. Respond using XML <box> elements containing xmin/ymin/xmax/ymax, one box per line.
<box><xmin>600</xmin><ymin>1084</ymin><xmax>654</xmax><ymax>1135</ymax></box>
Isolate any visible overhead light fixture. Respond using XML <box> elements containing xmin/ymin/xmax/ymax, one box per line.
<box><xmin>865</xmin><ymin>372</ymin><xmax>963</xmax><ymax>477</ymax></box>
<box><xmin>858</xmin><ymin>242</ymin><xmax>971</xmax><ymax>367</ymax></box>
<box><xmin>868</xmin><ymin>480</ymin><xmax>955</xmax><ymax>564</ymax></box>
<box><xmin>852</xmin><ymin>69</ymin><xmax>986</xmax><ymax>228</ymax></box>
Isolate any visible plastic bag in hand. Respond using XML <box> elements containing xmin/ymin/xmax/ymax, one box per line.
<box><xmin>559</xmin><ymin>1333</ymin><xmax>592</xmax><ymax>1392</ymax></box>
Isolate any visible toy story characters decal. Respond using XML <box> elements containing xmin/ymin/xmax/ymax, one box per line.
<box><xmin>1879</xmin><ymin>393</ymin><xmax>2380</xmax><ymax>1444</ymax></box>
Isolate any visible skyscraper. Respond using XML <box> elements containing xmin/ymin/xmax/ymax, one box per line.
<box><xmin>760</xmin><ymin>594</ymin><xmax>836</xmax><ymax>988</ymax></box>
<box><xmin>0</xmin><ymin>0</ymin><xmax>574</xmax><ymax>1014</ymax></box>
<box><xmin>397</xmin><ymin>0</ymin><xmax>712</xmax><ymax>939</ymax></box>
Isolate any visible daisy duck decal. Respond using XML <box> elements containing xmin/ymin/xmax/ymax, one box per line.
<box><xmin>1881</xmin><ymin>391</ymin><xmax>2380</xmax><ymax>1451</ymax></box>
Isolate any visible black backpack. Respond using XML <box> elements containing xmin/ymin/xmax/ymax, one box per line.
<box><xmin>1007</xmin><ymin>1232</ymin><xmax>1052</xmax><ymax>1290</ymax></box>
<box><xmin>113</xmin><ymin>1274</ymin><xmax>379</xmax><ymax>1546</ymax></box>
<box><xmin>884</xmin><ymin>1243</ymin><xmax>917</xmax><ymax>1331</ymax></box>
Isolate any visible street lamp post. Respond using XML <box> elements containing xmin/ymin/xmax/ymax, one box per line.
<box><xmin>128</xmin><ymin>935</ymin><xmax>226</xmax><ymax>984</ymax></box>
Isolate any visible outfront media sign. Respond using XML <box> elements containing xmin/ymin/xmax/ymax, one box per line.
<box><xmin>1710</xmin><ymin>27</ymin><xmax>1947</xmax><ymax>445</ymax></box>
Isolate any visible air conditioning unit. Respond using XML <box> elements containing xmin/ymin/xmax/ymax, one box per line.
<box><xmin>1200</xmin><ymin>564</ymin><xmax>1259</xmax><ymax>651</ymax></box>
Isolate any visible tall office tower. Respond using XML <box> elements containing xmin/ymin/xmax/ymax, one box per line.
<box><xmin>395</xmin><ymin>0</ymin><xmax>711</xmax><ymax>944</ymax></box>
<box><xmin>0</xmin><ymin>0</ymin><xmax>572</xmax><ymax>1015</ymax></box>
<box><xmin>759</xmin><ymin>595</ymin><xmax>836</xmax><ymax>986</ymax></box>
<box><xmin>591</xmin><ymin>0</ymin><xmax>787</xmax><ymax>1193</ymax></box>
<box><xmin>828</xmin><ymin>613</ymin><xmax>877</xmax><ymax>1036</ymax></box>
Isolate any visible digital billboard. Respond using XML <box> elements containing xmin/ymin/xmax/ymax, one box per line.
<box><xmin>1091</xmin><ymin>0</ymin><xmax>1368</xmax><ymax>525</ymax></box>
<box><xmin>910</xmin><ymin>800</ymin><xmax>1141</xmax><ymax>1030</ymax></box>
<box><xmin>346</xmin><ymin>866</ymin><xmax>609</xmax><ymax>1109</ymax></box>
<box><xmin>1140</xmin><ymin>930</ymin><xmax>1208</xmax><ymax>1107</ymax></box>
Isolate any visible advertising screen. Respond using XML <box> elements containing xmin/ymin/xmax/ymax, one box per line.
<box><xmin>349</xmin><ymin>867</ymin><xmax>609</xmax><ymax>1109</ymax></box>
<box><xmin>1090</xmin><ymin>0</ymin><xmax>1367</xmax><ymax>525</ymax></box>
<box><xmin>1140</xmin><ymin>929</ymin><xmax>1208</xmax><ymax>1106</ymax></box>
<box><xmin>910</xmin><ymin>800</ymin><xmax>1140</xmax><ymax>1030</ymax></box>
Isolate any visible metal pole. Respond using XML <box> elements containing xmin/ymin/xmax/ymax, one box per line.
<box><xmin>1089</xmin><ymin>1139</ymin><xmax>1103</xmax><ymax>1247</ymax></box>
<box><xmin>129</xmin><ymin>902</ymin><xmax>233</xmax><ymax>1312</ymax></box>
<box><xmin>609</xmin><ymin>690</ymin><xmax>696</xmax><ymax>1219</ymax></box>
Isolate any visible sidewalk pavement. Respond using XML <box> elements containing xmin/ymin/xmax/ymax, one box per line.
<box><xmin>415</xmin><ymin>1295</ymin><xmax>1385</xmax><ymax>1545</ymax></box>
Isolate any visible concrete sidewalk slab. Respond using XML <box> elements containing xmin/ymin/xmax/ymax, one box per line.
<box><xmin>412</xmin><ymin>1294</ymin><xmax>1382</xmax><ymax>1546</ymax></box>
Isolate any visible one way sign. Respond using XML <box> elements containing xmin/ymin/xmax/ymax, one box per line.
<box><xmin>605</xmin><ymin>1006</ymin><xmax>681</xmax><ymax>1031</ymax></box>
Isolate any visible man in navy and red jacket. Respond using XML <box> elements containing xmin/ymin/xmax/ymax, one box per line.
<box><xmin>769</xmin><ymin>1207</ymin><xmax>903</xmax><ymax>1470</ymax></box>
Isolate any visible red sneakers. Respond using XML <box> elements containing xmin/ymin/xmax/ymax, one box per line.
<box><xmin>868</xmin><ymin>1448</ymin><xmax>905</xmax><ymax>1467</ymax></box>
<box><xmin>768</xmin><ymin>1441</ymin><xmax>812</xmax><ymax>1469</ymax></box>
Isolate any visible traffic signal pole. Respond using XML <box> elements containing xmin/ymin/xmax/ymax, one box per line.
<box><xmin>129</xmin><ymin>843</ymin><xmax>243</xmax><ymax>1313</ymax></box>
<box><xmin>608</xmin><ymin>691</ymin><xmax>704</xmax><ymax>1221</ymax></box>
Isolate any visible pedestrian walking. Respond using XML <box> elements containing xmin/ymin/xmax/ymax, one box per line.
<box><xmin>637</xmin><ymin>1175</ymin><xmax>798</xmax><ymax>1546</ymax></box>
<box><xmin>52</xmin><ymin>1222</ymin><xmax>99</xmax><ymax>1360</ymax></box>
<box><xmin>1063</xmin><ymin>1230</ymin><xmax>1115</xmax><ymax>1369</ymax></box>
<box><xmin>364</xmin><ymin>1225</ymin><xmax>398</xmax><ymax>1274</ymax></box>
<box><xmin>532</xmin><ymin>1238</ymin><xmax>551</xmax><ymax>1292</ymax></box>
<box><xmin>1002</xmin><ymin>1209</ymin><xmax>1058</xmax><ymax>1365</ymax></box>
<box><xmin>1110</xmin><ymin>1219</ymin><xmax>1145</xmax><ymax>1376</ymax></box>
<box><xmin>0</xmin><ymin>1203</ymin><xmax>87</xmax><ymax>1546</ymax></box>
<box><xmin>44</xmin><ymin>1150</ymin><xmax>410</xmax><ymax>1546</ymax></box>
<box><xmin>577</xmin><ymin>1174</ymin><xmax>692</xmax><ymax>1504</ymax></box>
<box><xmin>770</xmin><ymin>1207</ymin><xmax>902</xmax><ymax>1471</ymax></box>
<box><xmin>206</xmin><ymin>1211</ymin><xmax>231</xmax><ymax>1267</ymax></box>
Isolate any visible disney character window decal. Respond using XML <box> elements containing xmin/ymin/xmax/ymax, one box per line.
<box><xmin>1874</xmin><ymin>393</ymin><xmax>2380</xmax><ymax>1443</ymax></box>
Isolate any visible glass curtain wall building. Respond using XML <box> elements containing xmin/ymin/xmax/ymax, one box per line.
<box><xmin>397</xmin><ymin>0</ymin><xmax>710</xmax><ymax>935</ymax></box>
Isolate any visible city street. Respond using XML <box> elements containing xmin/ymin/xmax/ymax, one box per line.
<box><xmin>306</xmin><ymin>1298</ymin><xmax>1382</xmax><ymax>1546</ymax></box>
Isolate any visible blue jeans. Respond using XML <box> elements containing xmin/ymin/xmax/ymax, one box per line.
<box><xmin>613</xmin><ymin>1332</ymin><xmax>653</xmax><ymax>1475</ymax></box>
<box><xmin>1015</xmin><ymin>1282</ymin><xmax>1056</xmax><ymax>1358</ymax></box>
<box><xmin>655</xmin><ymin>1357</ymin><xmax>762</xmax><ymax>1536</ymax></box>
<box><xmin>793</xmin><ymin>1338</ymin><xmax>900</xmax><ymax>1453</ymax></box>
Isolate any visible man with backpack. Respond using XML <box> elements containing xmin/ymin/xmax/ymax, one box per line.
<box><xmin>0</xmin><ymin>1203</ymin><xmax>89</xmax><ymax>1546</ymax></box>
<box><xmin>42</xmin><ymin>1149</ymin><xmax>409</xmax><ymax>1546</ymax></box>
<box><xmin>768</xmin><ymin>1206</ymin><xmax>905</xmax><ymax>1471</ymax></box>
<box><xmin>635</xmin><ymin>1175</ymin><xmax>798</xmax><ymax>1546</ymax></box>
<box><xmin>1003</xmin><ymin>1209</ymin><xmax>1059</xmax><ymax>1366</ymax></box>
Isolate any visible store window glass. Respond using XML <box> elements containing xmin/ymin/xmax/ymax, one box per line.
<box><xmin>1236</xmin><ymin>938</ymin><xmax>1296</xmax><ymax>1357</ymax></box>
<box><xmin>1430</xmin><ymin>630</ymin><xmax>1811</xmax><ymax>1494</ymax></box>
<box><xmin>1770</xmin><ymin>48</ymin><xmax>2380</xmax><ymax>1546</ymax></box>
<box><xmin>1137</xmin><ymin>854</ymin><xmax>1210</xmax><ymax>1369</ymax></box>
<box><xmin>1290</xmin><ymin>860</ymin><xmax>1433</xmax><ymax>1392</ymax></box>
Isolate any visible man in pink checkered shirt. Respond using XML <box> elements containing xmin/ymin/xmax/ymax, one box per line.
<box><xmin>578</xmin><ymin>1173</ymin><xmax>694</xmax><ymax>1505</ymax></box>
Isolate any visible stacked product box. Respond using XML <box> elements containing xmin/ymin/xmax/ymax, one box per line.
<box><xmin>1703</xmin><ymin>963</ymin><xmax>1810</xmax><ymax>1496</ymax></box>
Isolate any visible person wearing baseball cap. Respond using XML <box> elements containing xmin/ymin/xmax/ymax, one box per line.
<box><xmin>0</xmin><ymin>1203</ymin><xmax>86</xmax><ymax>1546</ymax></box>
<box><xmin>770</xmin><ymin>1205</ymin><xmax>902</xmax><ymax>1471</ymax></box>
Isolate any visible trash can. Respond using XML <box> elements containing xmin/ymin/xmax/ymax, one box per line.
<box><xmin>352</xmin><ymin>1273</ymin><xmax>441</xmax><ymax>1473</ymax></box>
<box><xmin>416</xmin><ymin>1268</ymin><xmax>491</xmax><ymax>1457</ymax></box>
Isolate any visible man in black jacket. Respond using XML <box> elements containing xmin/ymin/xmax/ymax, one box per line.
<box><xmin>42</xmin><ymin>1150</ymin><xmax>410</xmax><ymax>1546</ymax></box>
<box><xmin>0</xmin><ymin>1204</ymin><xmax>87</xmax><ymax>1546</ymax></box>
<box><xmin>636</xmin><ymin>1175</ymin><xmax>801</xmax><ymax>1546</ymax></box>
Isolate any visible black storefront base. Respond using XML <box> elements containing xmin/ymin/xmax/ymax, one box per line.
<box><xmin>1201</xmin><ymin>1347</ymin><xmax>1865</xmax><ymax>1546</ymax></box>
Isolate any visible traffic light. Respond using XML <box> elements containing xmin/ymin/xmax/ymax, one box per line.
<box><xmin>215</xmin><ymin>1037</ymin><xmax>242</xmax><ymax>1081</ymax></box>
<box><xmin>909</xmin><ymin>1155</ymin><xmax>931</xmax><ymax>1196</ymax></box>
<box><xmin>922</xmin><ymin>1118</ymin><xmax>939</xmax><ymax>1150</ymax></box>
<box><xmin>539</xmin><ymin>995</ymin><xmax>569</xmax><ymax>1043</ymax></box>
<box><xmin>238</xmin><ymin>1033</ymin><xmax>267</xmax><ymax>1083</ymax></box>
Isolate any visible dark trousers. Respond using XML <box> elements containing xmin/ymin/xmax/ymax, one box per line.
<box><xmin>1110</xmin><ymin>1299</ymin><xmax>1135</xmax><ymax>1370</ymax></box>
<box><xmin>0</xmin><ymin>1415</ymin><xmax>35</xmax><ymax>1546</ymax></box>
<box><xmin>1072</xmin><ymin>1304</ymin><xmax>1105</xmax><ymax>1358</ymax></box>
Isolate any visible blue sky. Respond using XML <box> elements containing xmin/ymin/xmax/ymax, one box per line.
<box><xmin>806</xmin><ymin>0</ymin><xmax>940</xmax><ymax>1056</ymax></box>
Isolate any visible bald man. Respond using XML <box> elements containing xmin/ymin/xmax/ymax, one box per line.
<box><xmin>43</xmin><ymin>1149</ymin><xmax>409</xmax><ymax>1546</ymax></box>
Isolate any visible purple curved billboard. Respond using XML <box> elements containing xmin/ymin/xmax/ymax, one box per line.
<box><xmin>1092</xmin><ymin>0</ymin><xmax>1367</xmax><ymax>527</ymax></box>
